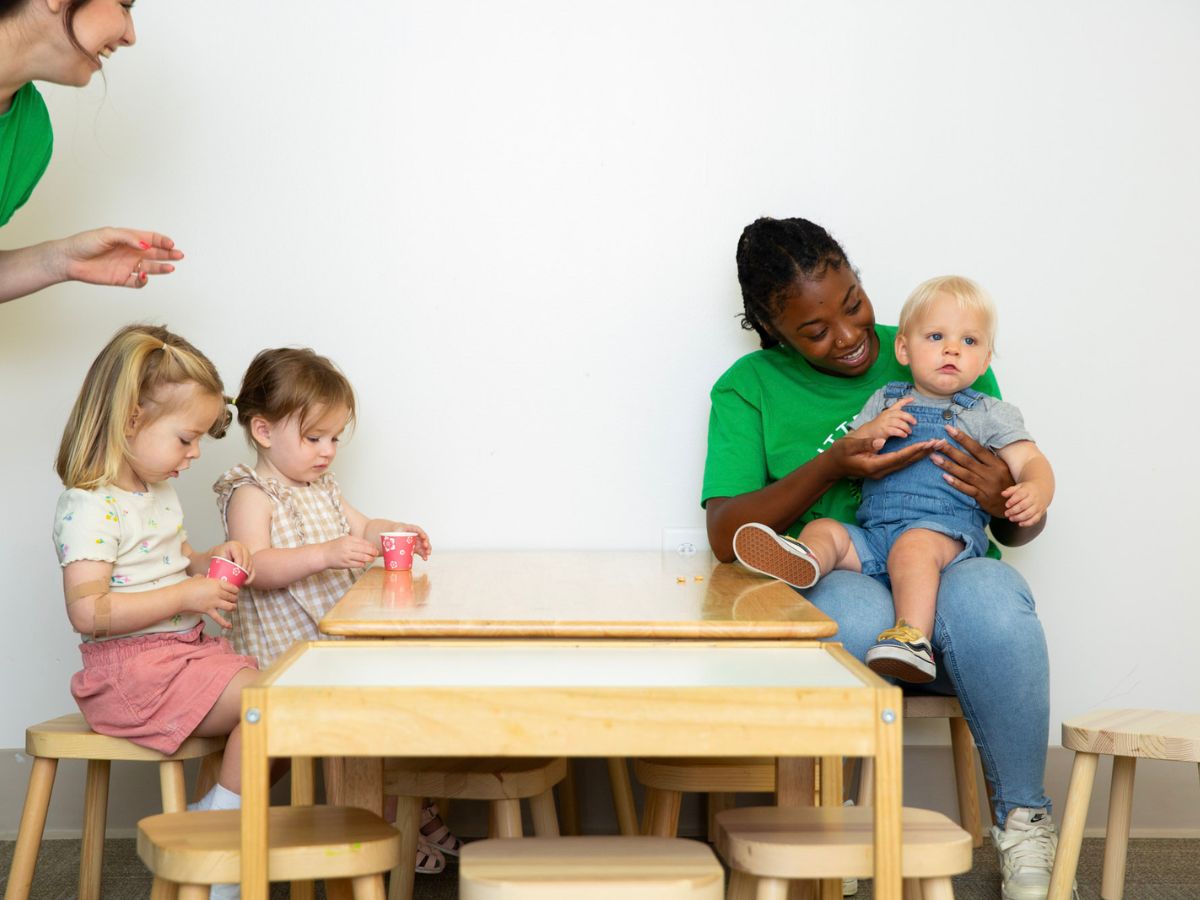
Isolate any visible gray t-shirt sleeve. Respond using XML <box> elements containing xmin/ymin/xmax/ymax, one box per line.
<box><xmin>973</xmin><ymin>397</ymin><xmax>1034</xmax><ymax>450</ymax></box>
<box><xmin>850</xmin><ymin>387</ymin><xmax>889</xmax><ymax>430</ymax></box>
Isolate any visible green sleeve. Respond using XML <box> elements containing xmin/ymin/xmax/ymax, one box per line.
<box><xmin>973</xmin><ymin>367</ymin><xmax>1001</xmax><ymax>400</ymax></box>
<box><xmin>701</xmin><ymin>380</ymin><xmax>768</xmax><ymax>507</ymax></box>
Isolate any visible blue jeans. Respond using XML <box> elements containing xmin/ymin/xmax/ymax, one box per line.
<box><xmin>803</xmin><ymin>557</ymin><xmax>1051</xmax><ymax>823</ymax></box>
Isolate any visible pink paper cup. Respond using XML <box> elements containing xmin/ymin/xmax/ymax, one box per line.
<box><xmin>207</xmin><ymin>556</ymin><xmax>249</xmax><ymax>587</ymax></box>
<box><xmin>380</xmin><ymin>532</ymin><xmax>417</xmax><ymax>571</ymax></box>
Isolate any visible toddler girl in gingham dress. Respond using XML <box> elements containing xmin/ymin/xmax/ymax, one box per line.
<box><xmin>213</xmin><ymin>347</ymin><xmax>456</xmax><ymax>874</ymax></box>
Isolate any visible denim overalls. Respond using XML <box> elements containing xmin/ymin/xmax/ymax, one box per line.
<box><xmin>843</xmin><ymin>381</ymin><xmax>990</xmax><ymax>579</ymax></box>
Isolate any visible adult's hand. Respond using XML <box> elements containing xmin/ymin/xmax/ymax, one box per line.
<box><xmin>930</xmin><ymin>425</ymin><xmax>1013</xmax><ymax>518</ymax></box>
<box><xmin>59</xmin><ymin>227</ymin><xmax>184</xmax><ymax>288</ymax></box>
<box><xmin>828</xmin><ymin>434</ymin><xmax>942</xmax><ymax>481</ymax></box>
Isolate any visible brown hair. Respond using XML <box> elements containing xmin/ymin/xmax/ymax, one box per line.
<box><xmin>234</xmin><ymin>348</ymin><xmax>356</xmax><ymax>445</ymax></box>
<box><xmin>56</xmin><ymin>324</ymin><xmax>231</xmax><ymax>489</ymax></box>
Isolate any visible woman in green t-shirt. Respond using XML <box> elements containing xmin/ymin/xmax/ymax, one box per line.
<box><xmin>703</xmin><ymin>216</ymin><xmax>1060</xmax><ymax>900</ymax></box>
<box><xmin>0</xmin><ymin>0</ymin><xmax>182</xmax><ymax>305</ymax></box>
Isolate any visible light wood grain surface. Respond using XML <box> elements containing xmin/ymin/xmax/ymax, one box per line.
<box><xmin>1061</xmin><ymin>708</ymin><xmax>1200</xmax><ymax>762</ymax></box>
<box><xmin>318</xmin><ymin>552</ymin><xmax>836</xmax><ymax>639</ymax></box>
<box><xmin>240</xmin><ymin>639</ymin><xmax>905</xmax><ymax>900</ymax></box>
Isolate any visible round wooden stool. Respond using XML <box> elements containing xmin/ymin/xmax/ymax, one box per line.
<box><xmin>717</xmin><ymin>805</ymin><xmax>972</xmax><ymax>899</ymax></box>
<box><xmin>384</xmin><ymin>757</ymin><xmax>567</xmax><ymax>900</ymax></box>
<box><xmin>1048</xmin><ymin>708</ymin><xmax>1200</xmax><ymax>900</ymax></box>
<box><xmin>633</xmin><ymin>756</ymin><xmax>776</xmax><ymax>838</ymax></box>
<box><xmin>137</xmin><ymin>805</ymin><xmax>399</xmax><ymax>899</ymax></box>
<box><xmin>5</xmin><ymin>713</ymin><xmax>224</xmax><ymax>900</ymax></box>
<box><xmin>459</xmin><ymin>836</ymin><xmax>725</xmax><ymax>899</ymax></box>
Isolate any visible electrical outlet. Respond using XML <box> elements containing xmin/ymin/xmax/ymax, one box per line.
<box><xmin>662</xmin><ymin>527</ymin><xmax>710</xmax><ymax>558</ymax></box>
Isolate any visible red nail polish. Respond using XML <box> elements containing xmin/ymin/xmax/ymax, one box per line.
<box><xmin>139</xmin><ymin>271</ymin><xmax>148</xmax><ymax>281</ymax></box>
<box><xmin>138</xmin><ymin>240</ymin><xmax>151</xmax><ymax>249</ymax></box>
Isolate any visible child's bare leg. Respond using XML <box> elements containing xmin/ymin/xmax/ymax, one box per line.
<box><xmin>886</xmin><ymin>529</ymin><xmax>964</xmax><ymax>637</ymax></box>
<box><xmin>192</xmin><ymin>667</ymin><xmax>259</xmax><ymax>793</ymax></box>
<box><xmin>797</xmin><ymin>518</ymin><xmax>862</xmax><ymax>577</ymax></box>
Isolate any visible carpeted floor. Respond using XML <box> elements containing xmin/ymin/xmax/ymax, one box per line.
<box><xmin>1</xmin><ymin>836</ymin><xmax>1197</xmax><ymax>898</ymax></box>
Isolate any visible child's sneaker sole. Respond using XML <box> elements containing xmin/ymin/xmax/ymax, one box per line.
<box><xmin>732</xmin><ymin>523</ymin><xmax>819</xmax><ymax>589</ymax></box>
<box><xmin>866</xmin><ymin>644</ymin><xmax>936</xmax><ymax>684</ymax></box>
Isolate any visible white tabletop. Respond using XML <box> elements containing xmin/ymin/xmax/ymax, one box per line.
<box><xmin>271</xmin><ymin>642</ymin><xmax>864</xmax><ymax>689</ymax></box>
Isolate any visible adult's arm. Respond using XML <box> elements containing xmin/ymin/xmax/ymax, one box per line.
<box><xmin>706</xmin><ymin>436</ymin><xmax>940</xmax><ymax>562</ymax></box>
<box><xmin>931</xmin><ymin>424</ymin><xmax>1047</xmax><ymax>547</ymax></box>
<box><xmin>0</xmin><ymin>227</ymin><xmax>182</xmax><ymax>303</ymax></box>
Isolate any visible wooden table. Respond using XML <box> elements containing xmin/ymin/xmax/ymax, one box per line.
<box><xmin>240</xmin><ymin>639</ymin><xmax>904</xmax><ymax>900</ymax></box>
<box><xmin>319</xmin><ymin>551</ymin><xmax>838</xmax><ymax>639</ymax></box>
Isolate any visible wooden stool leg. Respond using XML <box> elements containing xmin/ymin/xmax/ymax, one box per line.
<box><xmin>159</xmin><ymin>760</ymin><xmax>187</xmax><ymax>813</ymax></box>
<box><xmin>756</xmin><ymin>877</ymin><xmax>790</xmax><ymax>900</ymax></box>
<box><xmin>386</xmin><ymin>795</ymin><xmax>423</xmax><ymax>900</ymax></box>
<box><xmin>1048</xmin><ymin>751</ymin><xmax>1098</xmax><ymax>900</ymax></box>
<box><xmin>607</xmin><ymin>757</ymin><xmax>639</xmax><ymax>836</ymax></box>
<box><xmin>193</xmin><ymin>750</ymin><xmax>222</xmax><ymax>803</ymax></box>
<box><xmin>948</xmin><ymin>716</ymin><xmax>982</xmax><ymax>847</ymax></box>
<box><xmin>351</xmin><ymin>874</ymin><xmax>387</xmax><ymax>900</ymax></box>
<box><xmin>903</xmin><ymin>879</ymin><xmax>923</xmax><ymax>900</ymax></box>
<box><xmin>326</xmin><ymin>879</ymin><xmax>355</xmax><ymax>900</ymax></box>
<box><xmin>78</xmin><ymin>758</ymin><xmax>111</xmax><ymax>900</ymax></box>
<box><xmin>492</xmin><ymin>798</ymin><xmax>524</xmax><ymax>837</ymax></box>
<box><xmin>4</xmin><ymin>756</ymin><xmax>58</xmax><ymax>900</ymax></box>
<box><xmin>776</xmin><ymin>758</ymin><xmax>816</xmax><ymax>807</ymax></box>
<box><xmin>858</xmin><ymin>756</ymin><xmax>874</xmax><ymax>806</ymax></box>
<box><xmin>557</xmin><ymin>759</ymin><xmax>581</xmax><ymax>835</ymax></box>
<box><xmin>175</xmin><ymin>886</ymin><xmax>207</xmax><ymax>900</ymax></box>
<box><xmin>819</xmin><ymin>877</ymin><xmax>843</xmax><ymax>900</ymax></box>
<box><xmin>641</xmin><ymin>787</ymin><xmax>682</xmax><ymax>836</ymax></box>
<box><xmin>290</xmin><ymin>758</ymin><xmax>317</xmax><ymax>900</ymax></box>
<box><xmin>728</xmin><ymin>870</ymin><xmax>759</xmax><ymax>900</ymax></box>
<box><xmin>819</xmin><ymin>756</ymin><xmax>843</xmax><ymax>807</ymax></box>
<box><xmin>919</xmin><ymin>878</ymin><xmax>953</xmax><ymax>900</ymax></box>
<box><xmin>1101</xmin><ymin>755</ymin><xmax>1137</xmax><ymax>900</ymax></box>
<box><xmin>707</xmin><ymin>792</ymin><xmax>735</xmax><ymax>843</ymax></box>
<box><xmin>529</xmin><ymin>788</ymin><xmax>561</xmax><ymax>836</ymax></box>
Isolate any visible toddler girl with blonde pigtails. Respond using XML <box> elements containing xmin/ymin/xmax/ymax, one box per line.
<box><xmin>213</xmin><ymin>347</ymin><xmax>454</xmax><ymax>874</ymax></box>
<box><xmin>54</xmin><ymin>324</ymin><xmax>258</xmax><ymax>899</ymax></box>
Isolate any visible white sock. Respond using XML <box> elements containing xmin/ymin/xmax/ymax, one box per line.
<box><xmin>208</xmin><ymin>783</ymin><xmax>241</xmax><ymax>811</ymax></box>
<box><xmin>187</xmin><ymin>784</ymin><xmax>218</xmax><ymax>813</ymax></box>
<box><xmin>207</xmin><ymin>785</ymin><xmax>242</xmax><ymax>898</ymax></box>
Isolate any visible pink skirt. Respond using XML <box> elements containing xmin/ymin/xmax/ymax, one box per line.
<box><xmin>71</xmin><ymin>623</ymin><xmax>257</xmax><ymax>755</ymax></box>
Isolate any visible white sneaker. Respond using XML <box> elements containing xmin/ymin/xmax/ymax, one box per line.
<box><xmin>841</xmin><ymin>800</ymin><xmax>858</xmax><ymax>896</ymax></box>
<box><xmin>209</xmin><ymin>882</ymin><xmax>240</xmax><ymax>900</ymax></box>
<box><xmin>991</xmin><ymin>807</ymin><xmax>1074</xmax><ymax>900</ymax></box>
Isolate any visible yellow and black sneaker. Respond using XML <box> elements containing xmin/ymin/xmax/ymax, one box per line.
<box><xmin>865</xmin><ymin>619</ymin><xmax>936</xmax><ymax>684</ymax></box>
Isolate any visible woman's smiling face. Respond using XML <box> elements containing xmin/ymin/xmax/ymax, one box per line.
<box><xmin>769</xmin><ymin>265</ymin><xmax>879</xmax><ymax>378</ymax></box>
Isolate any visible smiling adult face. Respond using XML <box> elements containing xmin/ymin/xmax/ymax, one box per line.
<box><xmin>768</xmin><ymin>265</ymin><xmax>880</xmax><ymax>378</ymax></box>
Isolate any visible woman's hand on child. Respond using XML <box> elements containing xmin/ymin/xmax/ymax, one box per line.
<box><xmin>323</xmin><ymin>535</ymin><xmax>379</xmax><ymax>570</ymax></box>
<box><xmin>1002</xmin><ymin>482</ymin><xmax>1048</xmax><ymax>527</ymax></box>
<box><xmin>932</xmin><ymin>426</ymin><xmax>1014</xmax><ymax>518</ymax></box>
<box><xmin>829</xmin><ymin>434</ymin><xmax>942</xmax><ymax>481</ymax></box>
<box><xmin>182</xmin><ymin>576</ymin><xmax>239</xmax><ymax>630</ymax></box>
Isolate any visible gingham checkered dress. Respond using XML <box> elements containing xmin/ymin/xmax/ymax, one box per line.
<box><xmin>214</xmin><ymin>464</ymin><xmax>365</xmax><ymax>667</ymax></box>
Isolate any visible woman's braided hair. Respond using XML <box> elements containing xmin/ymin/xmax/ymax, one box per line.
<box><xmin>735</xmin><ymin>217</ymin><xmax>852</xmax><ymax>349</ymax></box>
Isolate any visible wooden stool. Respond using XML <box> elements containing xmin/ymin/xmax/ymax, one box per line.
<box><xmin>716</xmin><ymin>805</ymin><xmax>973</xmax><ymax>900</ymax></box>
<box><xmin>137</xmin><ymin>805</ymin><xmax>399</xmax><ymax>899</ymax></box>
<box><xmin>634</xmin><ymin>757</ymin><xmax>776</xmax><ymax>839</ymax></box>
<box><xmin>459</xmin><ymin>836</ymin><xmax>725</xmax><ymax>899</ymax></box>
<box><xmin>4</xmin><ymin>713</ymin><xmax>225</xmax><ymax>900</ymax></box>
<box><xmin>385</xmin><ymin>757</ymin><xmax>567</xmax><ymax>900</ymax></box>
<box><xmin>1048</xmin><ymin>708</ymin><xmax>1200</xmax><ymax>900</ymax></box>
<box><xmin>859</xmin><ymin>695</ymin><xmax>992</xmax><ymax>848</ymax></box>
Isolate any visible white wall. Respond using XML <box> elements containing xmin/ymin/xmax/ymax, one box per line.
<box><xmin>2</xmin><ymin>0</ymin><xmax>1197</xmax><ymax>772</ymax></box>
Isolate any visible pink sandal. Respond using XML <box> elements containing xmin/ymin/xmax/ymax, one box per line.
<box><xmin>415</xmin><ymin>838</ymin><xmax>445</xmax><ymax>875</ymax></box>
<box><xmin>420</xmin><ymin>801</ymin><xmax>463</xmax><ymax>856</ymax></box>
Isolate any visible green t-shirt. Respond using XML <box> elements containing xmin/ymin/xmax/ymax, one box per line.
<box><xmin>702</xmin><ymin>324</ymin><xmax>1002</xmax><ymax>545</ymax></box>
<box><xmin>0</xmin><ymin>82</ymin><xmax>53</xmax><ymax>228</ymax></box>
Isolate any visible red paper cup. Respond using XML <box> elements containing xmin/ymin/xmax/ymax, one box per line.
<box><xmin>380</xmin><ymin>532</ymin><xmax>417</xmax><ymax>571</ymax></box>
<box><xmin>207</xmin><ymin>555</ymin><xmax>249</xmax><ymax>587</ymax></box>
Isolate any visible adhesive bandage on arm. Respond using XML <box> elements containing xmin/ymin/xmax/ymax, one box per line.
<box><xmin>65</xmin><ymin>579</ymin><xmax>113</xmax><ymax>639</ymax></box>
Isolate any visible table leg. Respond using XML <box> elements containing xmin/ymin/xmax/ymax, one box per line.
<box><xmin>241</xmin><ymin>689</ymin><xmax>270</xmax><ymax>900</ymax></box>
<box><xmin>343</xmin><ymin>758</ymin><xmax>384</xmax><ymax>815</ymax></box>
<box><xmin>874</xmin><ymin>693</ymin><xmax>903</xmax><ymax>900</ymax></box>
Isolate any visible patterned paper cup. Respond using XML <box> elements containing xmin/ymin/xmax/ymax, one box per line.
<box><xmin>207</xmin><ymin>555</ymin><xmax>249</xmax><ymax>587</ymax></box>
<box><xmin>380</xmin><ymin>532</ymin><xmax>417</xmax><ymax>571</ymax></box>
